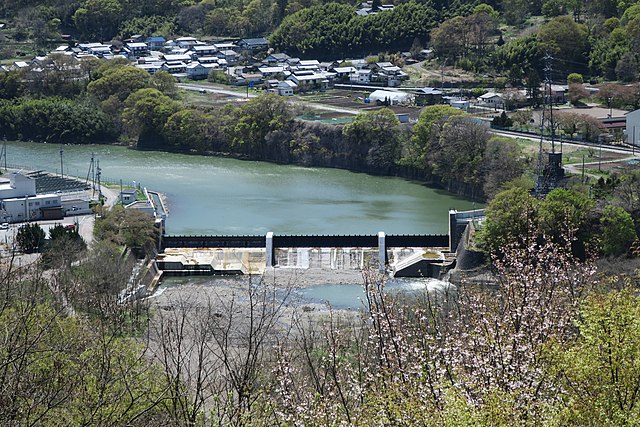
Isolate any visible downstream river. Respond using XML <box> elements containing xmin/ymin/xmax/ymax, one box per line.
<box><xmin>4</xmin><ymin>141</ymin><xmax>478</xmax><ymax>235</ymax></box>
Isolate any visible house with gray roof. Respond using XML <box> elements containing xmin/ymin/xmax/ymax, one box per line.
<box><xmin>265</xmin><ymin>52</ymin><xmax>290</xmax><ymax>64</ymax></box>
<box><xmin>190</xmin><ymin>45</ymin><xmax>218</xmax><ymax>58</ymax></box>
<box><xmin>125</xmin><ymin>42</ymin><xmax>149</xmax><ymax>58</ymax></box>
<box><xmin>238</xmin><ymin>37</ymin><xmax>268</xmax><ymax>51</ymax></box>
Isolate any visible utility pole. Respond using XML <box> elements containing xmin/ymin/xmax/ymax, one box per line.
<box><xmin>86</xmin><ymin>152</ymin><xmax>95</xmax><ymax>192</ymax></box>
<box><xmin>96</xmin><ymin>160</ymin><xmax>103</xmax><ymax>204</ymax></box>
<box><xmin>0</xmin><ymin>140</ymin><xmax>6</xmax><ymax>174</ymax></box>
<box><xmin>59</xmin><ymin>149</ymin><xmax>64</xmax><ymax>178</ymax></box>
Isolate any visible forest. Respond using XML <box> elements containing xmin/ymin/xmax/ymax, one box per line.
<box><xmin>1</xmin><ymin>0</ymin><xmax>640</xmax><ymax>82</ymax></box>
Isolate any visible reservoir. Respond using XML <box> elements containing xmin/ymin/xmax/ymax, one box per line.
<box><xmin>3</xmin><ymin>141</ymin><xmax>478</xmax><ymax>235</ymax></box>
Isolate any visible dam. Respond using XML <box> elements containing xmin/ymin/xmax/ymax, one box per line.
<box><xmin>156</xmin><ymin>209</ymin><xmax>484</xmax><ymax>279</ymax></box>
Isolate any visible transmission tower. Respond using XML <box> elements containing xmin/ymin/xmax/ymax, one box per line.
<box><xmin>534</xmin><ymin>53</ymin><xmax>564</xmax><ymax>197</ymax></box>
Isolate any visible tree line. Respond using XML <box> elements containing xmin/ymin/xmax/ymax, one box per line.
<box><xmin>0</xmin><ymin>59</ymin><xmax>526</xmax><ymax>200</ymax></box>
<box><xmin>269</xmin><ymin>1</ymin><xmax>438</xmax><ymax>58</ymax></box>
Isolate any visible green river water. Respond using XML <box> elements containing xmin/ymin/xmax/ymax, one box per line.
<box><xmin>3</xmin><ymin>141</ymin><xmax>478</xmax><ymax>235</ymax></box>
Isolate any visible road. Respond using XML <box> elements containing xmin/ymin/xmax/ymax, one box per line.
<box><xmin>491</xmin><ymin>128</ymin><xmax>640</xmax><ymax>181</ymax></box>
<box><xmin>178</xmin><ymin>83</ymin><xmax>361</xmax><ymax>115</ymax></box>
<box><xmin>491</xmin><ymin>128</ymin><xmax>640</xmax><ymax>156</ymax></box>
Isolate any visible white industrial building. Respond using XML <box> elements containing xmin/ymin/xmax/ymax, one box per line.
<box><xmin>368</xmin><ymin>89</ymin><xmax>412</xmax><ymax>105</ymax></box>
<box><xmin>626</xmin><ymin>108</ymin><xmax>640</xmax><ymax>147</ymax></box>
<box><xmin>0</xmin><ymin>173</ymin><xmax>62</xmax><ymax>223</ymax></box>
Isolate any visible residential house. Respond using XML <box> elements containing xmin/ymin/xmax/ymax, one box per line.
<box><xmin>190</xmin><ymin>45</ymin><xmax>218</xmax><ymax>58</ymax></box>
<box><xmin>213</xmin><ymin>42</ymin><xmax>237</xmax><ymax>51</ymax></box>
<box><xmin>351</xmin><ymin>69</ymin><xmax>372</xmax><ymax>84</ymax></box>
<box><xmin>373</xmin><ymin>62</ymin><xmax>409</xmax><ymax>87</ymax></box>
<box><xmin>299</xmin><ymin>59</ymin><xmax>320</xmax><ymax>68</ymax></box>
<box><xmin>478</xmin><ymin>92</ymin><xmax>505</xmax><ymax>108</ymax></box>
<box><xmin>87</xmin><ymin>45</ymin><xmax>113</xmax><ymax>56</ymax></box>
<box><xmin>162</xmin><ymin>53</ymin><xmax>192</xmax><ymax>63</ymax></box>
<box><xmin>167</xmin><ymin>47</ymin><xmax>189</xmax><ymax>55</ymax></box>
<box><xmin>125</xmin><ymin>42</ymin><xmax>149</xmax><ymax>58</ymax></box>
<box><xmin>11</xmin><ymin>61</ymin><xmax>29</xmax><ymax>70</ymax></box>
<box><xmin>135</xmin><ymin>62</ymin><xmax>162</xmax><ymax>74</ymax></box>
<box><xmin>186</xmin><ymin>62</ymin><xmax>218</xmax><ymax>80</ymax></box>
<box><xmin>374</xmin><ymin>61</ymin><xmax>395</xmax><ymax>69</ymax></box>
<box><xmin>161</xmin><ymin>61</ymin><xmax>187</xmax><ymax>74</ymax></box>
<box><xmin>146</xmin><ymin>36</ymin><xmax>166</xmax><ymax>50</ymax></box>
<box><xmin>78</xmin><ymin>42</ymin><xmax>104</xmax><ymax>51</ymax></box>
<box><xmin>331</xmin><ymin>66</ymin><xmax>357</xmax><ymax>82</ymax></box>
<box><xmin>238</xmin><ymin>37</ymin><xmax>268</xmax><ymax>52</ymax></box>
<box><xmin>259</xmin><ymin>66</ymin><xmax>288</xmax><ymax>79</ymax></box>
<box><xmin>350</xmin><ymin>59</ymin><xmax>368</xmax><ymax>69</ymax></box>
<box><xmin>238</xmin><ymin>72</ymin><xmax>263</xmax><ymax>86</ymax></box>
<box><xmin>277</xmin><ymin>80</ymin><xmax>296</xmax><ymax>96</ymax></box>
<box><xmin>287</xmin><ymin>71</ymin><xmax>329</xmax><ymax>92</ymax></box>
<box><xmin>414</xmin><ymin>87</ymin><xmax>443</xmax><ymax>106</ymax></box>
<box><xmin>546</xmin><ymin>84</ymin><xmax>568</xmax><ymax>104</ymax></box>
<box><xmin>265</xmin><ymin>53</ymin><xmax>290</xmax><ymax>64</ymax></box>
<box><xmin>176</xmin><ymin>37</ymin><xmax>199</xmax><ymax>48</ymax></box>
<box><xmin>75</xmin><ymin>53</ymin><xmax>99</xmax><ymax>61</ymax></box>
<box><xmin>356</xmin><ymin>0</ymin><xmax>394</xmax><ymax>16</ymax></box>
<box><xmin>124</xmin><ymin>34</ymin><xmax>145</xmax><ymax>43</ymax></box>
<box><xmin>319</xmin><ymin>61</ymin><xmax>339</xmax><ymax>71</ymax></box>
<box><xmin>216</xmin><ymin>49</ymin><xmax>239</xmax><ymax>65</ymax></box>
<box><xmin>198</xmin><ymin>56</ymin><xmax>220</xmax><ymax>64</ymax></box>
<box><xmin>418</xmin><ymin>49</ymin><xmax>435</xmax><ymax>60</ymax></box>
<box><xmin>286</xmin><ymin>57</ymin><xmax>301</xmax><ymax>66</ymax></box>
<box><xmin>31</xmin><ymin>56</ymin><xmax>49</xmax><ymax>66</ymax></box>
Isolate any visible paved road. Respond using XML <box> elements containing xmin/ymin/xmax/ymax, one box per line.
<box><xmin>178</xmin><ymin>83</ymin><xmax>361</xmax><ymax>115</ymax></box>
<box><xmin>491</xmin><ymin>128</ymin><xmax>640</xmax><ymax>156</ymax></box>
<box><xmin>492</xmin><ymin>128</ymin><xmax>640</xmax><ymax>181</ymax></box>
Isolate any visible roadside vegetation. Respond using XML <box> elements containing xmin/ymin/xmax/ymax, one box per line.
<box><xmin>2</xmin><ymin>214</ymin><xmax>640</xmax><ymax>425</ymax></box>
